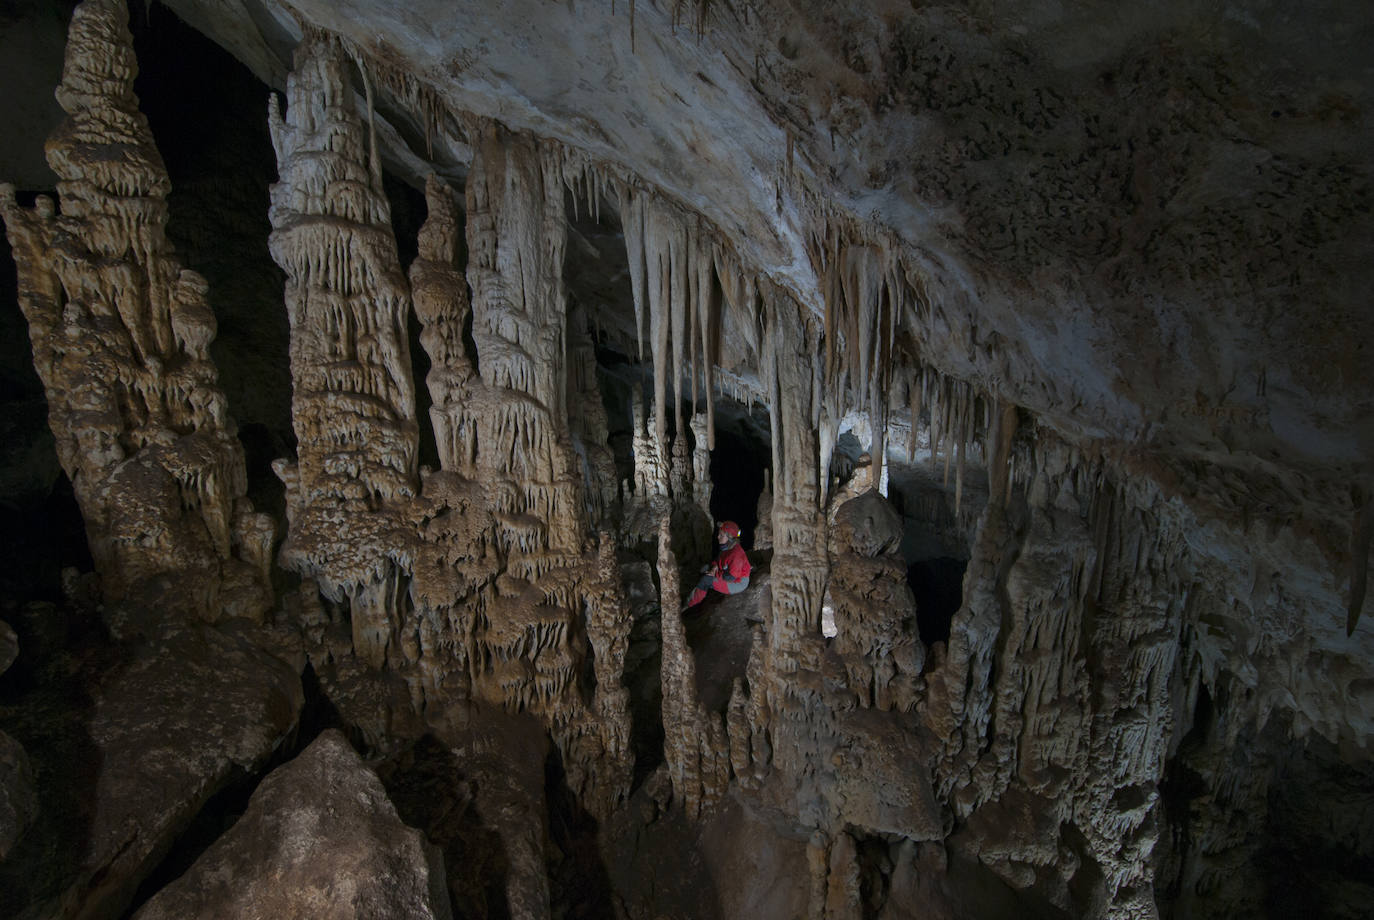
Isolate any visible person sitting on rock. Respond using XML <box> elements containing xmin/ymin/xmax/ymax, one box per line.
<box><xmin>685</xmin><ymin>520</ymin><xmax>751</xmax><ymax>610</ymax></box>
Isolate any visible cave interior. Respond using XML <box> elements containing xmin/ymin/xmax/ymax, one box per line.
<box><xmin>0</xmin><ymin>1</ymin><xmax>1371</xmax><ymax>919</ymax></box>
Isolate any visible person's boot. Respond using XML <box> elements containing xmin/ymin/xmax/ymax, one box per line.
<box><xmin>681</xmin><ymin>588</ymin><xmax>707</xmax><ymax>613</ymax></box>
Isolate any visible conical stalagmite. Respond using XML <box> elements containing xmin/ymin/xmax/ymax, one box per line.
<box><xmin>0</xmin><ymin>0</ymin><xmax>271</xmax><ymax>624</ymax></box>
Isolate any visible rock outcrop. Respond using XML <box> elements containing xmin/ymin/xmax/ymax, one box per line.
<box><xmin>0</xmin><ymin>620</ymin><xmax>302</xmax><ymax>920</ymax></box>
<box><xmin>133</xmin><ymin>730</ymin><xmax>450</xmax><ymax>920</ymax></box>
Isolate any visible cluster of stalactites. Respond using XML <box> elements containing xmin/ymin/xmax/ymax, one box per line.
<box><xmin>805</xmin><ymin>217</ymin><xmax>910</xmax><ymax>502</ymax></box>
<box><xmin>267</xmin><ymin>34</ymin><xmax>419</xmax><ymax>656</ymax></box>
<box><xmin>803</xmin><ymin>209</ymin><xmax>1014</xmax><ymax>520</ymax></box>
<box><xmin>618</xmin><ymin>184</ymin><xmax>748</xmax><ymax>479</ymax></box>
<box><xmin>0</xmin><ymin>0</ymin><xmax>270</xmax><ymax>622</ymax></box>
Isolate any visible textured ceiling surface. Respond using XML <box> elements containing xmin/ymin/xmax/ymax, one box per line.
<box><xmin>162</xmin><ymin>0</ymin><xmax>1373</xmax><ymax>465</ymax></box>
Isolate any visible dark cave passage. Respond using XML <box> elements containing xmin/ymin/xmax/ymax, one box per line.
<box><xmin>908</xmin><ymin>557</ymin><xmax>966</xmax><ymax>646</ymax></box>
<box><xmin>131</xmin><ymin>1</ymin><xmax>290</xmax><ymax>462</ymax></box>
<box><xmin>707</xmin><ymin>406</ymin><xmax>770</xmax><ymax>550</ymax></box>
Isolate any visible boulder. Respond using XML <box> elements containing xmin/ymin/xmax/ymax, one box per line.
<box><xmin>0</xmin><ymin>621</ymin><xmax>302</xmax><ymax>920</ymax></box>
<box><xmin>134</xmin><ymin>730</ymin><xmax>451</xmax><ymax>920</ymax></box>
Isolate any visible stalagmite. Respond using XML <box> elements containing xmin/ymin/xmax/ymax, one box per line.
<box><xmin>828</xmin><ymin>491</ymin><xmax>924</xmax><ymax>712</ymax></box>
<box><xmin>656</xmin><ymin>514</ymin><xmax>730</xmax><ymax>818</ymax></box>
<box><xmin>0</xmin><ymin>0</ymin><xmax>270</xmax><ymax>624</ymax></box>
<box><xmin>267</xmin><ymin>35</ymin><xmax>419</xmax><ymax>668</ymax></box>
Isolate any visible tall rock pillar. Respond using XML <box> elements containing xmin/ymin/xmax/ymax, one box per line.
<box><xmin>0</xmin><ymin>0</ymin><xmax>271</xmax><ymax>623</ymax></box>
<box><xmin>267</xmin><ymin>37</ymin><xmax>419</xmax><ymax>669</ymax></box>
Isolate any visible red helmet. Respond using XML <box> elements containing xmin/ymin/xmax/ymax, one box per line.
<box><xmin>718</xmin><ymin>521</ymin><xmax>741</xmax><ymax>539</ymax></box>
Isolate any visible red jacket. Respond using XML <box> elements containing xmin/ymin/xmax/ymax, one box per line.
<box><xmin>711</xmin><ymin>542</ymin><xmax>751</xmax><ymax>582</ymax></box>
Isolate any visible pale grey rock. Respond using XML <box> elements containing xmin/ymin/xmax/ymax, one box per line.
<box><xmin>134</xmin><ymin>730</ymin><xmax>451</xmax><ymax>920</ymax></box>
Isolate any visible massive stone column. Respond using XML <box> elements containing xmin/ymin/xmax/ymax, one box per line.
<box><xmin>451</xmin><ymin>122</ymin><xmax>632</xmax><ymax>818</ymax></box>
<box><xmin>0</xmin><ymin>0</ymin><xmax>271</xmax><ymax>624</ymax></box>
<box><xmin>267</xmin><ymin>36</ymin><xmax>420</xmax><ymax>670</ymax></box>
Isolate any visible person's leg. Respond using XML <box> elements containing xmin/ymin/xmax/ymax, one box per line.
<box><xmin>722</xmin><ymin>575</ymin><xmax>750</xmax><ymax>596</ymax></box>
<box><xmin>686</xmin><ymin>573</ymin><xmax>716</xmax><ymax>608</ymax></box>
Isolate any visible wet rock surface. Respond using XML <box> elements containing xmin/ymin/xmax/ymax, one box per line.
<box><xmin>134</xmin><ymin>729</ymin><xmax>451</xmax><ymax>920</ymax></box>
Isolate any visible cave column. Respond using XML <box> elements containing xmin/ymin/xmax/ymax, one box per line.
<box><xmin>463</xmin><ymin>121</ymin><xmax>633</xmax><ymax>821</ymax></box>
<box><xmin>266</xmin><ymin>35</ymin><xmax>420</xmax><ymax>669</ymax></box>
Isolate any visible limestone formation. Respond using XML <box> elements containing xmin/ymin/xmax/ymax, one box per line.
<box><xmin>657</xmin><ymin>515</ymin><xmax>731</xmax><ymax>818</ymax></box>
<box><xmin>690</xmin><ymin>411</ymin><xmax>713</xmax><ymax>518</ymax></box>
<box><xmin>407</xmin><ymin>125</ymin><xmax>633</xmax><ymax>817</ymax></box>
<box><xmin>267</xmin><ymin>34</ymin><xmax>419</xmax><ymax>669</ymax></box>
<box><xmin>3</xmin><ymin>1</ymin><xmax>1372</xmax><ymax>918</ymax></box>
<box><xmin>828</xmin><ymin>491</ymin><xmax>924</xmax><ymax>712</ymax></box>
<box><xmin>133</xmin><ymin>730</ymin><xmax>451</xmax><ymax>920</ymax></box>
<box><xmin>0</xmin><ymin>0</ymin><xmax>272</xmax><ymax>623</ymax></box>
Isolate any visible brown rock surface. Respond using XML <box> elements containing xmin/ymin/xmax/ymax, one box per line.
<box><xmin>0</xmin><ymin>620</ymin><xmax>302</xmax><ymax>920</ymax></box>
<box><xmin>134</xmin><ymin>729</ymin><xmax>451</xmax><ymax>920</ymax></box>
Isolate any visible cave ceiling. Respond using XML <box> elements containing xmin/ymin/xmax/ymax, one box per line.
<box><xmin>160</xmin><ymin>0</ymin><xmax>1374</xmax><ymax>465</ymax></box>
<box><xmin>153</xmin><ymin>0</ymin><xmax>1374</xmax><ymax>675</ymax></box>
